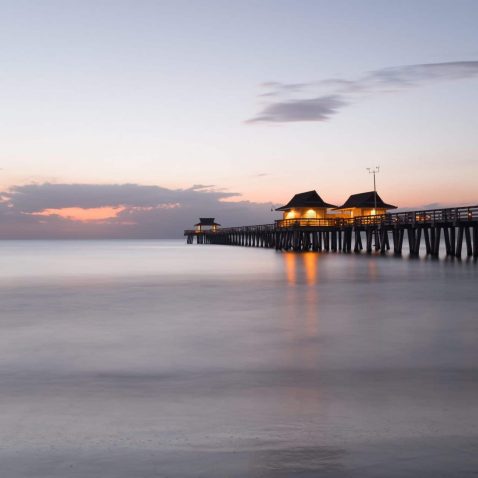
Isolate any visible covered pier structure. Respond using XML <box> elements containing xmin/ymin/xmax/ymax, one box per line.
<box><xmin>185</xmin><ymin>205</ymin><xmax>478</xmax><ymax>258</ymax></box>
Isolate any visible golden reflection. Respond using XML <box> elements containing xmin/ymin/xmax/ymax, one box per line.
<box><xmin>367</xmin><ymin>260</ymin><xmax>378</xmax><ymax>280</ymax></box>
<box><xmin>284</xmin><ymin>251</ymin><xmax>319</xmax><ymax>286</ymax></box>
<box><xmin>303</xmin><ymin>252</ymin><xmax>318</xmax><ymax>285</ymax></box>
<box><xmin>284</xmin><ymin>252</ymin><xmax>297</xmax><ymax>285</ymax></box>
<box><xmin>282</xmin><ymin>252</ymin><xmax>320</xmax><ymax>346</ymax></box>
<box><xmin>281</xmin><ymin>252</ymin><xmax>321</xmax><ymax>409</ymax></box>
<box><xmin>303</xmin><ymin>253</ymin><xmax>319</xmax><ymax>338</ymax></box>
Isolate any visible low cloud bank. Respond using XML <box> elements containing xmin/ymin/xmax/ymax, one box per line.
<box><xmin>0</xmin><ymin>183</ymin><xmax>276</xmax><ymax>239</ymax></box>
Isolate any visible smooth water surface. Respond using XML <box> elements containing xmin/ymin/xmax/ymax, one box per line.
<box><xmin>0</xmin><ymin>240</ymin><xmax>477</xmax><ymax>477</ymax></box>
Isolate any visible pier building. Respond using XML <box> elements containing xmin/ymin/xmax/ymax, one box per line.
<box><xmin>334</xmin><ymin>191</ymin><xmax>397</xmax><ymax>218</ymax></box>
<box><xmin>194</xmin><ymin>218</ymin><xmax>220</xmax><ymax>233</ymax></box>
<box><xmin>187</xmin><ymin>218</ymin><xmax>221</xmax><ymax>244</ymax></box>
<box><xmin>275</xmin><ymin>190</ymin><xmax>337</xmax><ymax>224</ymax></box>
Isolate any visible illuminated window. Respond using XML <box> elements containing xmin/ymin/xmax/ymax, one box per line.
<box><xmin>305</xmin><ymin>209</ymin><xmax>316</xmax><ymax>218</ymax></box>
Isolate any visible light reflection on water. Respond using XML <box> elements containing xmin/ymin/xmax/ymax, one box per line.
<box><xmin>283</xmin><ymin>251</ymin><xmax>320</xmax><ymax>286</ymax></box>
<box><xmin>0</xmin><ymin>240</ymin><xmax>477</xmax><ymax>477</ymax></box>
<box><xmin>283</xmin><ymin>252</ymin><xmax>320</xmax><ymax>368</ymax></box>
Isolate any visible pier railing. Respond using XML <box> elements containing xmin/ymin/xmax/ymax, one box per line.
<box><xmin>184</xmin><ymin>224</ymin><xmax>275</xmax><ymax>235</ymax></box>
<box><xmin>351</xmin><ymin>205</ymin><xmax>478</xmax><ymax>227</ymax></box>
<box><xmin>275</xmin><ymin>205</ymin><xmax>478</xmax><ymax>229</ymax></box>
<box><xmin>275</xmin><ymin>218</ymin><xmax>345</xmax><ymax>228</ymax></box>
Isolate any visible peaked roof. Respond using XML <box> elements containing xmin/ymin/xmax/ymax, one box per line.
<box><xmin>194</xmin><ymin>217</ymin><xmax>221</xmax><ymax>226</ymax></box>
<box><xmin>335</xmin><ymin>191</ymin><xmax>397</xmax><ymax>210</ymax></box>
<box><xmin>276</xmin><ymin>190</ymin><xmax>337</xmax><ymax>211</ymax></box>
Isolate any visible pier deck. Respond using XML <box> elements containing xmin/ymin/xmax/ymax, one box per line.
<box><xmin>185</xmin><ymin>205</ymin><xmax>478</xmax><ymax>258</ymax></box>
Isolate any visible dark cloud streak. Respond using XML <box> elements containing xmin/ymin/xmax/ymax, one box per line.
<box><xmin>248</xmin><ymin>61</ymin><xmax>478</xmax><ymax>123</ymax></box>
<box><xmin>246</xmin><ymin>95</ymin><xmax>345</xmax><ymax>123</ymax></box>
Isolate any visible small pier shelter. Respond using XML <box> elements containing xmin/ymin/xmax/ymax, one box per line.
<box><xmin>334</xmin><ymin>191</ymin><xmax>397</xmax><ymax>218</ymax></box>
<box><xmin>194</xmin><ymin>218</ymin><xmax>221</xmax><ymax>233</ymax></box>
<box><xmin>276</xmin><ymin>190</ymin><xmax>337</xmax><ymax>225</ymax></box>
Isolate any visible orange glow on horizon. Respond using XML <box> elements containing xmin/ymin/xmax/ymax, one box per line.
<box><xmin>33</xmin><ymin>206</ymin><xmax>125</xmax><ymax>221</ymax></box>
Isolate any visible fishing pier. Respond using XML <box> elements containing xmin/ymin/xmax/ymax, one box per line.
<box><xmin>185</xmin><ymin>205</ymin><xmax>478</xmax><ymax>258</ymax></box>
<box><xmin>185</xmin><ymin>190</ymin><xmax>478</xmax><ymax>258</ymax></box>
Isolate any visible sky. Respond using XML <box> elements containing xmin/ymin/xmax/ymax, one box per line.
<box><xmin>1</xmin><ymin>0</ymin><xmax>477</xmax><ymax>238</ymax></box>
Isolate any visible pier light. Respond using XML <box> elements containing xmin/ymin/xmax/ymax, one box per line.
<box><xmin>371</xmin><ymin>209</ymin><xmax>376</xmax><ymax>216</ymax></box>
<box><xmin>305</xmin><ymin>209</ymin><xmax>317</xmax><ymax>218</ymax></box>
<box><xmin>286</xmin><ymin>210</ymin><xmax>296</xmax><ymax>219</ymax></box>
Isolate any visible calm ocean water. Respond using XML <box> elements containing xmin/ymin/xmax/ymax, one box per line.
<box><xmin>0</xmin><ymin>240</ymin><xmax>477</xmax><ymax>477</ymax></box>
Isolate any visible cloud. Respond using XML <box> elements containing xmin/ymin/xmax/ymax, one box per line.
<box><xmin>5</xmin><ymin>183</ymin><xmax>239</xmax><ymax>213</ymax></box>
<box><xmin>246</xmin><ymin>95</ymin><xmax>345</xmax><ymax>123</ymax></box>
<box><xmin>0</xmin><ymin>183</ymin><xmax>277</xmax><ymax>239</ymax></box>
<box><xmin>247</xmin><ymin>61</ymin><xmax>478</xmax><ymax>123</ymax></box>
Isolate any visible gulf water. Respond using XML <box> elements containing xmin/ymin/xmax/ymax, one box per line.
<box><xmin>0</xmin><ymin>240</ymin><xmax>477</xmax><ymax>477</ymax></box>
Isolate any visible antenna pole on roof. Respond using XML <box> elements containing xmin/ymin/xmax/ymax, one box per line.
<box><xmin>366</xmin><ymin>166</ymin><xmax>380</xmax><ymax>211</ymax></box>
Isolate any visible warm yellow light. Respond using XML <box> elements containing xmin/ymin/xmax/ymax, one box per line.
<box><xmin>305</xmin><ymin>209</ymin><xmax>316</xmax><ymax>218</ymax></box>
<box><xmin>371</xmin><ymin>209</ymin><xmax>376</xmax><ymax>216</ymax></box>
<box><xmin>286</xmin><ymin>210</ymin><xmax>295</xmax><ymax>219</ymax></box>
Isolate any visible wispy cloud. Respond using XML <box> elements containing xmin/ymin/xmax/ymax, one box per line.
<box><xmin>247</xmin><ymin>61</ymin><xmax>478</xmax><ymax>123</ymax></box>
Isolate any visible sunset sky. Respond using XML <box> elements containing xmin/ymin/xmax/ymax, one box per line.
<box><xmin>1</xmin><ymin>0</ymin><xmax>478</xmax><ymax>237</ymax></box>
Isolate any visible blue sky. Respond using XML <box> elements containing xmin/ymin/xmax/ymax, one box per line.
<box><xmin>0</xmin><ymin>0</ymin><xmax>477</xmax><ymax>236</ymax></box>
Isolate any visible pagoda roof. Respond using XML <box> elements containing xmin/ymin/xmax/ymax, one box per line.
<box><xmin>275</xmin><ymin>190</ymin><xmax>337</xmax><ymax>211</ymax></box>
<box><xmin>334</xmin><ymin>191</ymin><xmax>397</xmax><ymax>210</ymax></box>
<box><xmin>194</xmin><ymin>217</ymin><xmax>221</xmax><ymax>226</ymax></box>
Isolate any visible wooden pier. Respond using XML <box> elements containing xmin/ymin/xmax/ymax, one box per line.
<box><xmin>185</xmin><ymin>205</ymin><xmax>478</xmax><ymax>258</ymax></box>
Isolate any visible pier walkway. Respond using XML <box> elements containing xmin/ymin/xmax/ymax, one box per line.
<box><xmin>185</xmin><ymin>205</ymin><xmax>478</xmax><ymax>258</ymax></box>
